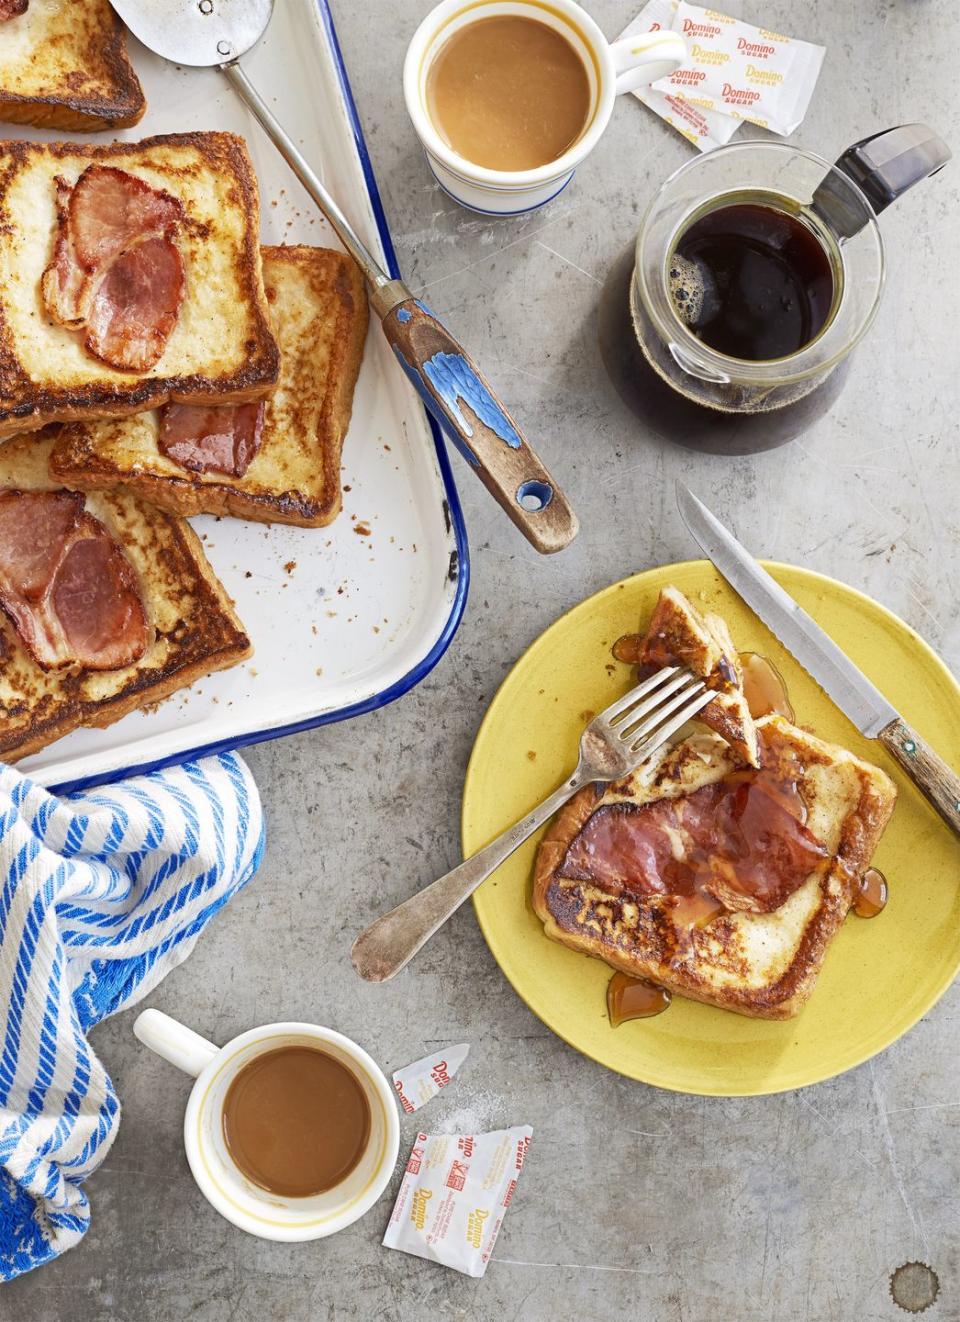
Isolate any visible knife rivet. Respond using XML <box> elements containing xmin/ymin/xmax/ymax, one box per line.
<box><xmin>903</xmin><ymin>740</ymin><xmax>917</xmax><ymax>755</ymax></box>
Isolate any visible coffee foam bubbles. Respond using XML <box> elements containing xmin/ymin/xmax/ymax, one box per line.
<box><xmin>668</xmin><ymin>253</ymin><xmax>719</xmax><ymax>328</ymax></box>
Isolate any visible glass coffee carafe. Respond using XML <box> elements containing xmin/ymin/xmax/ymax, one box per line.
<box><xmin>599</xmin><ymin>126</ymin><xmax>950</xmax><ymax>454</ymax></box>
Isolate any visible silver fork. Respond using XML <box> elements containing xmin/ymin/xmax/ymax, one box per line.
<box><xmin>351</xmin><ymin>667</ymin><xmax>712</xmax><ymax>982</ymax></box>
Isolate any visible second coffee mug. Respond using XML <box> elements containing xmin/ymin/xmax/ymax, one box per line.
<box><xmin>404</xmin><ymin>0</ymin><xmax>686</xmax><ymax>215</ymax></box>
<box><xmin>134</xmin><ymin>1009</ymin><xmax>399</xmax><ymax>1241</ymax></box>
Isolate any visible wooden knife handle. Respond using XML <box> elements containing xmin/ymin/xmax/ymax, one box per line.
<box><xmin>879</xmin><ymin>717</ymin><xmax>960</xmax><ymax>837</ymax></box>
<box><xmin>382</xmin><ymin>298</ymin><xmax>578</xmax><ymax>555</ymax></box>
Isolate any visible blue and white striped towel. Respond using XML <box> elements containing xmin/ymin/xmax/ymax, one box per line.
<box><xmin>0</xmin><ymin>753</ymin><xmax>263</xmax><ymax>1282</ymax></box>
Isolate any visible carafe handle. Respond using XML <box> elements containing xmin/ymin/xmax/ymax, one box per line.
<box><xmin>813</xmin><ymin>124</ymin><xmax>951</xmax><ymax>240</ymax></box>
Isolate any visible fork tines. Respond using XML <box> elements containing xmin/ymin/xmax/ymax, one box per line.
<box><xmin>603</xmin><ymin>667</ymin><xmax>713</xmax><ymax>759</ymax></box>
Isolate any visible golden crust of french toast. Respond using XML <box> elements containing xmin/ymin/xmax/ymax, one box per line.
<box><xmin>0</xmin><ymin>432</ymin><xmax>251</xmax><ymax>761</ymax></box>
<box><xmin>533</xmin><ymin>717</ymin><xmax>897</xmax><ymax>1020</ymax></box>
<box><xmin>0</xmin><ymin>0</ymin><xmax>145</xmax><ymax>132</ymax></box>
<box><xmin>0</xmin><ymin>132</ymin><xmax>280</xmax><ymax>438</ymax></box>
<box><xmin>49</xmin><ymin>245</ymin><xmax>370</xmax><ymax>526</ymax></box>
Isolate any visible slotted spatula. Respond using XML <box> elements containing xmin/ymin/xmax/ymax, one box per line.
<box><xmin>109</xmin><ymin>0</ymin><xmax>578</xmax><ymax>553</ymax></box>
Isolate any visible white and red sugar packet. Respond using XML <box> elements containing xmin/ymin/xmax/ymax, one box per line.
<box><xmin>392</xmin><ymin>1043</ymin><xmax>470</xmax><ymax>1114</ymax></box>
<box><xmin>622</xmin><ymin>0</ymin><xmax>825</xmax><ymax>151</ymax></box>
<box><xmin>383</xmin><ymin>1127</ymin><xmax>533</xmax><ymax>1278</ymax></box>
<box><xmin>622</xmin><ymin>0</ymin><xmax>739</xmax><ymax>151</ymax></box>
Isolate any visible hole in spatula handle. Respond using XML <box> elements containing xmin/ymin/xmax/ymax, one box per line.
<box><xmin>517</xmin><ymin>479</ymin><xmax>554</xmax><ymax>512</ymax></box>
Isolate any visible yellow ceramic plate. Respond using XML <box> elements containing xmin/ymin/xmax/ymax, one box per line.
<box><xmin>463</xmin><ymin>561</ymin><xmax>960</xmax><ymax>1096</ymax></box>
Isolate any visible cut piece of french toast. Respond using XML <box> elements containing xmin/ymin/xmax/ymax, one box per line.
<box><xmin>0</xmin><ymin>431</ymin><xmax>251</xmax><ymax>762</ymax></box>
<box><xmin>616</xmin><ymin>585</ymin><xmax>760</xmax><ymax>767</ymax></box>
<box><xmin>534</xmin><ymin>585</ymin><xmax>897</xmax><ymax>1021</ymax></box>
<box><xmin>49</xmin><ymin>245</ymin><xmax>370</xmax><ymax>526</ymax></box>
<box><xmin>0</xmin><ymin>132</ymin><xmax>280</xmax><ymax>438</ymax></box>
<box><xmin>0</xmin><ymin>0</ymin><xmax>146</xmax><ymax>131</ymax></box>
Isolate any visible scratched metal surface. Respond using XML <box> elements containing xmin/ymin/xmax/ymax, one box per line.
<box><xmin>7</xmin><ymin>0</ymin><xmax>959</xmax><ymax>1318</ymax></box>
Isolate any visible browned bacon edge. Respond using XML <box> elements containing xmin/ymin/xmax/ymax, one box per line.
<box><xmin>0</xmin><ymin>0</ymin><xmax>29</xmax><ymax>21</ymax></box>
<box><xmin>0</xmin><ymin>489</ymin><xmax>149</xmax><ymax>671</ymax></box>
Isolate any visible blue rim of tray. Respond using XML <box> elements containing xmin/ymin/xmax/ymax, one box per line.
<box><xmin>49</xmin><ymin>0</ymin><xmax>470</xmax><ymax>795</ymax></box>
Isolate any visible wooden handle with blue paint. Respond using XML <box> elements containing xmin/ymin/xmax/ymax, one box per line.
<box><xmin>878</xmin><ymin>717</ymin><xmax>960</xmax><ymax>837</ymax></box>
<box><xmin>382</xmin><ymin>298</ymin><xmax>578</xmax><ymax>554</ymax></box>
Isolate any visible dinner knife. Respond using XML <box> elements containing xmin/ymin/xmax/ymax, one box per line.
<box><xmin>676</xmin><ymin>482</ymin><xmax>960</xmax><ymax>837</ymax></box>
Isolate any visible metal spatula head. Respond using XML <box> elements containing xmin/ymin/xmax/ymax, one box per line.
<box><xmin>109</xmin><ymin>0</ymin><xmax>273</xmax><ymax>68</ymax></box>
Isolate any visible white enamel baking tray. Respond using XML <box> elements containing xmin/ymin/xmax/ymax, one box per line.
<box><xmin>7</xmin><ymin>0</ymin><xmax>469</xmax><ymax>792</ymax></box>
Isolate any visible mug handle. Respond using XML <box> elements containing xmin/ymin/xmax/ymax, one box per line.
<box><xmin>608</xmin><ymin>30</ymin><xmax>687</xmax><ymax>96</ymax></box>
<box><xmin>134</xmin><ymin>1008</ymin><xmax>220</xmax><ymax>1078</ymax></box>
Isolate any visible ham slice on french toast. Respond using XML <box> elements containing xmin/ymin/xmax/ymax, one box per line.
<box><xmin>49</xmin><ymin>246</ymin><xmax>369</xmax><ymax>526</ymax></box>
<box><xmin>0</xmin><ymin>432</ymin><xmax>251</xmax><ymax>761</ymax></box>
<box><xmin>0</xmin><ymin>133</ymin><xmax>279</xmax><ymax>438</ymax></box>
<box><xmin>533</xmin><ymin>587</ymin><xmax>897</xmax><ymax>1021</ymax></box>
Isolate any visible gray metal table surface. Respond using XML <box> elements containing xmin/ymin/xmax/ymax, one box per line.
<box><xmin>9</xmin><ymin>1</ymin><xmax>959</xmax><ymax>1318</ymax></box>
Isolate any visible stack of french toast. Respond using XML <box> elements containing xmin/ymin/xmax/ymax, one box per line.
<box><xmin>0</xmin><ymin>4</ymin><xmax>369</xmax><ymax>760</ymax></box>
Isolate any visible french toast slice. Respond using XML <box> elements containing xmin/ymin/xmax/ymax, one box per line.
<box><xmin>0</xmin><ymin>0</ymin><xmax>145</xmax><ymax>132</ymax></box>
<box><xmin>49</xmin><ymin>245</ymin><xmax>370</xmax><ymax>526</ymax></box>
<box><xmin>534</xmin><ymin>716</ymin><xmax>897</xmax><ymax>1020</ymax></box>
<box><xmin>617</xmin><ymin>585</ymin><xmax>760</xmax><ymax>767</ymax></box>
<box><xmin>0</xmin><ymin>132</ymin><xmax>280</xmax><ymax>438</ymax></box>
<box><xmin>534</xmin><ymin>585</ymin><xmax>897</xmax><ymax>1021</ymax></box>
<box><xmin>0</xmin><ymin>432</ymin><xmax>251</xmax><ymax>761</ymax></box>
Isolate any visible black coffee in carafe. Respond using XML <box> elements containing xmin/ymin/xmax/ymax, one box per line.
<box><xmin>597</xmin><ymin>234</ymin><xmax>850</xmax><ymax>457</ymax></box>
<box><xmin>598</xmin><ymin>130</ymin><xmax>951</xmax><ymax>455</ymax></box>
<box><xmin>669</xmin><ymin>203</ymin><xmax>835</xmax><ymax>361</ymax></box>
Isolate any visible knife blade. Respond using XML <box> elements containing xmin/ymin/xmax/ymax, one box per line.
<box><xmin>676</xmin><ymin>483</ymin><xmax>896</xmax><ymax>737</ymax></box>
<box><xmin>676</xmin><ymin>481</ymin><xmax>960</xmax><ymax>837</ymax></box>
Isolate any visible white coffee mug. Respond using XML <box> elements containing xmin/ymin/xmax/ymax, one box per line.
<box><xmin>403</xmin><ymin>0</ymin><xmax>686</xmax><ymax>215</ymax></box>
<box><xmin>133</xmin><ymin>1009</ymin><xmax>400</xmax><ymax>1242</ymax></box>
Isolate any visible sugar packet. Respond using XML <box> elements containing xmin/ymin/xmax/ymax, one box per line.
<box><xmin>623</xmin><ymin>0</ymin><xmax>825</xmax><ymax>151</ymax></box>
<box><xmin>382</xmin><ymin>1127</ymin><xmax>532</xmax><ymax>1278</ymax></box>
<box><xmin>392</xmin><ymin>1043</ymin><xmax>470</xmax><ymax>1114</ymax></box>
<box><xmin>652</xmin><ymin>3</ymin><xmax>825</xmax><ymax>135</ymax></box>
<box><xmin>623</xmin><ymin>0</ymin><xmax>739</xmax><ymax>151</ymax></box>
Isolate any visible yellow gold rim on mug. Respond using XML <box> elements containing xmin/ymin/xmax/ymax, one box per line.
<box><xmin>191</xmin><ymin>1039</ymin><xmax>391</xmax><ymax>1230</ymax></box>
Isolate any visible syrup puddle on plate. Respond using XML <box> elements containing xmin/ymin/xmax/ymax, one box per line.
<box><xmin>740</xmin><ymin>652</ymin><xmax>794</xmax><ymax>721</ymax></box>
<box><xmin>853</xmin><ymin>866</ymin><xmax>888</xmax><ymax>918</ymax></box>
<box><xmin>607</xmin><ymin>971</ymin><xmax>672</xmax><ymax>1025</ymax></box>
